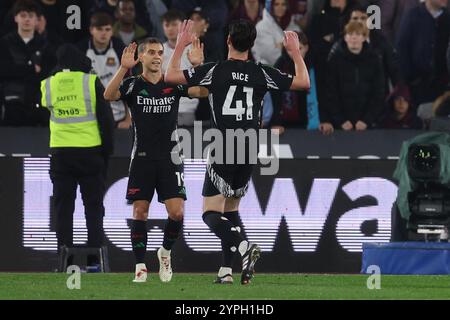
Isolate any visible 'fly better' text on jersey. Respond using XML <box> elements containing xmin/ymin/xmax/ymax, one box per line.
<box><xmin>118</xmin><ymin>75</ymin><xmax>188</xmax><ymax>159</ymax></box>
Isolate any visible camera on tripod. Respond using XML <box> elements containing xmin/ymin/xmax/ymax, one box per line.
<box><xmin>392</xmin><ymin>133</ymin><xmax>450</xmax><ymax>242</ymax></box>
<box><xmin>406</xmin><ymin>144</ymin><xmax>450</xmax><ymax>239</ymax></box>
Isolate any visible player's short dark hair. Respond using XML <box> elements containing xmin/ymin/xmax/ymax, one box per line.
<box><xmin>162</xmin><ymin>9</ymin><xmax>186</xmax><ymax>23</ymax></box>
<box><xmin>13</xmin><ymin>0</ymin><xmax>41</xmax><ymax>16</ymax></box>
<box><xmin>228</xmin><ymin>19</ymin><xmax>257</xmax><ymax>53</ymax></box>
<box><xmin>138</xmin><ymin>37</ymin><xmax>163</xmax><ymax>54</ymax></box>
<box><xmin>90</xmin><ymin>12</ymin><xmax>114</xmax><ymax>28</ymax></box>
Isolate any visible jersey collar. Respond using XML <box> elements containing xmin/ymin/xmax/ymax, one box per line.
<box><xmin>140</xmin><ymin>73</ymin><xmax>163</xmax><ymax>85</ymax></box>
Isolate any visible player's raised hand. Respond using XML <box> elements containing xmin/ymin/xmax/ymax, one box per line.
<box><xmin>176</xmin><ymin>19</ymin><xmax>194</xmax><ymax>49</ymax></box>
<box><xmin>187</xmin><ymin>36</ymin><xmax>204</xmax><ymax>67</ymax></box>
<box><xmin>283</xmin><ymin>31</ymin><xmax>301</xmax><ymax>58</ymax></box>
<box><xmin>121</xmin><ymin>42</ymin><xmax>139</xmax><ymax>69</ymax></box>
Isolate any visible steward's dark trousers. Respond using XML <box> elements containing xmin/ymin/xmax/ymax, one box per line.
<box><xmin>50</xmin><ymin>152</ymin><xmax>106</xmax><ymax>249</ymax></box>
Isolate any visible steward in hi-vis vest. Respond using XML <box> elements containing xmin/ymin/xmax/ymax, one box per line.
<box><xmin>40</xmin><ymin>44</ymin><xmax>114</xmax><ymax>270</ymax></box>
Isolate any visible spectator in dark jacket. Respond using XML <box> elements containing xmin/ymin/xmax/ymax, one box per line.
<box><xmin>0</xmin><ymin>0</ymin><xmax>55</xmax><ymax>126</ymax></box>
<box><xmin>322</xmin><ymin>21</ymin><xmax>385</xmax><ymax>131</ymax></box>
<box><xmin>330</xmin><ymin>5</ymin><xmax>402</xmax><ymax>97</ymax></box>
<box><xmin>308</xmin><ymin>0</ymin><xmax>357</xmax><ymax>114</ymax></box>
<box><xmin>396</xmin><ymin>0</ymin><xmax>450</xmax><ymax>106</ymax></box>
<box><xmin>380</xmin><ymin>85</ymin><xmax>423</xmax><ymax>129</ymax></box>
<box><xmin>35</xmin><ymin>10</ymin><xmax>63</xmax><ymax>51</ymax></box>
<box><xmin>377</xmin><ymin>0</ymin><xmax>421</xmax><ymax>45</ymax></box>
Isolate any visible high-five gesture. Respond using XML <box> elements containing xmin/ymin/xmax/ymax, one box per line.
<box><xmin>283</xmin><ymin>31</ymin><xmax>301</xmax><ymax>59</ymax></box>
<box><xmin>121</xmin><ymin>42</ymin><xmax>139</xmax><ymax>70</ymax></box>
<box><xmin>165</xmin><ymin>19</ymin><xmax>196</xmax><ymax>85</ymax></box>
<box><xmin>176</xmin><ymin>20</ymin><xmax>194</xmax><ymax>49</ymax></box>
<box><xmin>187</xmin><ymin>36</ymin><xmax>204</xmax><ymax>67</ymax></box>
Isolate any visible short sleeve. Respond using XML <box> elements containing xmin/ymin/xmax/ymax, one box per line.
<box><xmin>183</xmin><ymin>62</ymin><xmax>217</xmax><ymax>87</ymax></box>
<box><xmin>259</xmin><ymin>64</ymin><xmax>294</xmax><ymax>91</ymax></box>
<box><xmin>118</xmin><ymin>76</ymin><xmax>136</xmax><ymax>102</ymax></box>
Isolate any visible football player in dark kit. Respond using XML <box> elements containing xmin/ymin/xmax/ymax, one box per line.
<box><xmin>104</xmin><ymin>38</ymin><xmax>207</xmax><ymax>283</ymax></box>
<box><xmin>166</xmin><ymin>20</ymin><xmax>310</xmax><ymax>285</ymax></box>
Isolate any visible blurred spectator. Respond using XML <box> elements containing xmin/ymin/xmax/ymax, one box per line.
<box><xmin>189</xmin><ymin>7</ymin><xmax>224</xmax><ymax>63</ymax></box>
<box><xmin>290</xmin><ymin>0</ymin><xmax>309</xmax><ymax>30</ymax></box>
<box><xmin>252</xmin><ymin>0</ymin><xmax>301</xmax><ymax>66</ymax></box>
<box><xmin>329</xmin><ymin>5</ymin><xmax>402</xmax><ymax>97</ymax></box>
<box><xmin>161</xmin><ymin>9</ymin><xmax>199</xmax><ymax>126</ymax></box>
<box><xmin>36</xmin><ymin>10</ymin><xmax>63</xmax><ymax>50</ymax></box>
<box><xmin>1</xmin><ymin>0</ymin><xmax>92</xmax><ymax>42</ymax></box>
<box><xmin>308</xmin><ymin>0</ymin><xmax>357</xmax><ymax>114</ymax></box>
<box><xmin>113</xmin><ymin>0</ymin><xmax>148</xmax><ymax>45</ymax></box>
<box><xmin>380</xmin><ymin>85</ymin><xmax>423</xmax><ymax>129</ymax></box>
<box><xmin>321</xmin><ymin>21</ymin><xmax>385</xmax><ymax>131</ymax></box>
<box><xmin>0</xmin><ymin>0</ymin><xmax>16</xmax><ymax>37</ymax></box>
<box><xmin>39</xmin><ymin>0</ymin><xmax>92</xmax><ymax>43</ymax></box>
<box><xmin>161</xmin><ymin>10</ymin><xmax>191</xmax><ymax>72</ymax></box>
<box><xmin>376</xmin><ymin>0</ymin><xmax>420</xmax><ymax>45</ymax></box>
<box><xmin>396</xmin><ymin>0</ymin><xmax>450</xmax><ymax>106</ymax></box>
<box><xmin>0</xmin><ymin>0</ymin><xmax>54</xmax><ymax>126</ymax></box>
<box><xmin>145</xmin><ymin>0</ymin><xmax>168</xmax><ymax>41</ymax></box>
<box><xmin>252</xmin><ymin>0</ymin><xmax>300</xmax><ymax>126</ymax></box>
<box><xmin>306</xmin><ymin>0</ymin><xmax>325</xmax><ymax>20</ymax></box>
<box><xmin>91</xmin><ymin>0</ymin><xmax>153</xmax><ymax>35</ymax></box>
<box><xmin>79</xmin><ymin>12</ymin><xmax>130</xmax><ymax>128</ymax></box>
<box><xmin>173</xmin><ymin>0</ymin><xmax>228</xmax><ymax>61</ymax></box>
<box><xmin>271</xmin><ymin>31</ymin><xmax>320</xmax><ymax>134</ymax></box>
<box><xmin>228</xmin><ymin>0</ymin><xmax>264</xmax><ymax>25</ymax></box>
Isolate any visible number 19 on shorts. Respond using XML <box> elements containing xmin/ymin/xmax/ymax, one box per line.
<box><xmin>175</xmin><ymin>172</ymin><xmax>184</xmax><ymax>187</ymax></box>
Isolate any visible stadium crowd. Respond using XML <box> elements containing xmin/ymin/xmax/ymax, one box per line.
<box><xmin>1</xmin><ymin>0</ymin><xmax>450</xmax><ymax>134</ymax></box>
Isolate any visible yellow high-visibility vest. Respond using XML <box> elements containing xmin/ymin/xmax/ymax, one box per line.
<box><xmin>41</xmin><ymin>71</ymin><xmax>102</xmax><ymax>148</ymax></box>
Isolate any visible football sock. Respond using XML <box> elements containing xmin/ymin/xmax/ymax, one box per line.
<box><xmin>131</xmin><ymin>220</ymin><xmax>147</xmax><ymax>264</ymax></box>
<box><xmin>162</xmin><ymin>217</ymin><xmax>183</xmax><ymax>251</ymax></box>
<box><xmin>218</xmin><ymin>266</ymin><xmax>233</xmax><ymax>277</ymax></box>
<box><xmin>221</xmin><ymin>211</ymin><xmax>241</xmax><ymax>268</ymax></box>
<box><xmin>202</xmin><ymin>211</ymin><xmax>244</xmax><ymax>248</ymax></box>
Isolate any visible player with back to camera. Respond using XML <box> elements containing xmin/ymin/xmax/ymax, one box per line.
<box><xmin>165</xmin><ymin>19</ymin><xmax>310</xmax><ymax>285</ymax></box>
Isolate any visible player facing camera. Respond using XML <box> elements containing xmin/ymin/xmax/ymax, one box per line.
<box><xmin>392</xmin><ymin>134</ymin><xmax>450</xmax><ymax>242</ymax></box>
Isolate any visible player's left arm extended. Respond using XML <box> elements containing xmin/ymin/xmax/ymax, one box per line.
<box><xmin>165</xmin><ymin>20</ymin><xmax>195</xmax><ymax>85</ymax></box>
<box><xmin>283</xmin><ymin>31</ymin><xmax>310</xmax><ymax>91</ymax></box>
<box><xmin>187</xmin><ymin>86</ymin><xmax>209</xmax><ymax>98</ymax></box>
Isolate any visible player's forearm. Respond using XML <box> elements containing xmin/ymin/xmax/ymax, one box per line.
<box><xmin>165</xmin><ymin>45</ymin><xmax>187</xmax><ymax>85</ymax></box>
<box><xmin>290</xmin><ymin>53</ymin><xmax>310</xmax><ymax>91</ymax></box>
<box><xmin>104</xmin><ymin>66</ymin><xmax>128</xmax><ymax>101</ymax></box>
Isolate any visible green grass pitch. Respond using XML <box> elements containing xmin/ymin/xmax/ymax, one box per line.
<box><xmin>0</xmin><ymin>273</ymin><xmax>449</xmax><ymax>300</ymax></box>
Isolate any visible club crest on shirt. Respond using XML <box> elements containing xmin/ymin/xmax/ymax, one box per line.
<box><xmin>162</xmin><ymin>87</ymin><xmax>174</xmax><ymax>94</ymax></box>
<box><xmin>106</xmin><ymin>57</ymin><xmax>116</xmax><ymax>66</ymax></box>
